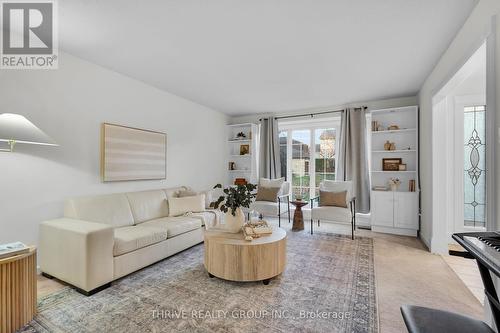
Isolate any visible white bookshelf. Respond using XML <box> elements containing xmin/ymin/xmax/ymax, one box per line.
<box><xmin>226</xmin><ymin>123</ymin><xmax>259</xmax><ymax>185</ymax></box>
<box><xmin>370</xmin><ymin>106</ymin><xmax>419</xmax><ymax>236</ymax></box>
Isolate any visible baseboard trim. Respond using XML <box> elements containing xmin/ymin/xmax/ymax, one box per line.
<box><xmin>419</xmin><ymin>232</ymin><xmax>431</xmax><ymax>250</ymax></box>
<box><xmin>74</xmin><ymin>283</ymin><xmax>112</xmax><ymax>296</ymax></box>
<box><xmin>41</xmin><ymin>271</ymin><xmax>111</xmax><ymax>296</ymax></box>
<box><xmin>371</xmin><ymin>226</ymin><xmax>418</xmax><ymax>237</ymax></box>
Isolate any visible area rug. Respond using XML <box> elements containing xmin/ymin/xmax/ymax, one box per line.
<box><xmin>22</xmin><ymin>232</ymin><xmax>377</xmax><ymax>333</ymax></box>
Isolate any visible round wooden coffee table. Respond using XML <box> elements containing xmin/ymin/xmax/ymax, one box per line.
<box><xmin>204</xmin><ymin>227</ymin><xmax>286</xmax><ymax>284</ymax></box>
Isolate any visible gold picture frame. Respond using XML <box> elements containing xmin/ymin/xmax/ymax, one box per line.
<box><xmin>382</xmin><ymin>158</ymin><xmax>402</xmax><ymax>171</ymax></box>
<box><xmin>240</xmin><ymin>144</ymin><xmax>250</xmax><ymax>155</ymax></box>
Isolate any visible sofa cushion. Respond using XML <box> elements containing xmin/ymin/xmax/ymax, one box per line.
<box><xmin>64</xmin><ymin>193</ymin><xmax>134</xmax><ymax>228</ymax></box>
<box><xmin>113</xmin><ymin>225</ymin><xmax>167</xmax><ymax>256</ymax></box>
<box><xmin>141</xmin><ymin>216</ymin><xmax>202</xmax><ymax>238</ymax></box>
<box><xmin>126</xmin><ymin>190</ymin><xmax>168</xmax><ymax>224</ymax></box>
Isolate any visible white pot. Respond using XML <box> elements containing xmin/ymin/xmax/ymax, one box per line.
<box><xmin>390</xmin><ymin>183</ymin><xmax>399</xmax><ymax>191</ymax></box>
<box><xmin>224</xmin><ymin>207</ymin><xmax>245</xmax><ymax>233</ymax></box>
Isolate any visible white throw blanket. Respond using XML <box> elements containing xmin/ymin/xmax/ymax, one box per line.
<box><xmin>183</xmin><ymin>210</ymin><xmax>221</xmax><ymax>229</ymax></box>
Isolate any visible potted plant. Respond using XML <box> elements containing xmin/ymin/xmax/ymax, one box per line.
<box><xmin>210</xmin><ymin>183</ymin><xmax>257</xmax><ymax>233</ymax></box>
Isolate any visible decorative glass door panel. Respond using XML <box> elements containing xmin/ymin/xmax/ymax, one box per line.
<box><xmin>463</xmin><ymin>105</ymin><xmax>486</xmax><ymax>228</ymax></box>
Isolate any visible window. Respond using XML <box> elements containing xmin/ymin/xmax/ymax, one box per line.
<box><xmin>314</xmin><ymin>128</ymin><xmax>336</xmax><ymax>197</ymax></box>
<box><xmin>464</xmin><ymin>105</ymin><xmax>486</xmax><ymax>228</ymax></box>
<box><xmin>292</xmin><ymin>130</ymin><xmax>311</xmax><ymax>201</ymax></box>
<box><xmin>279</xmin><ymin>130</ymin><xmax>287</xmax><ymax>180</ymax></box>
<box><xmin>279</xmin><ymin>117</ymin><xmax>340</xmax><ymax>201</ymax></box>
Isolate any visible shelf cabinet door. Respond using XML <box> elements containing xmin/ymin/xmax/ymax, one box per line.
<box><xmin>371</xmin><ymin>191</ymin><xmax>394</xmax><ymax>227</ymax></box>
<box><xmin>394</xmin><ymin>193</ymin><xmax>418</xmax><ymax>229</ymax></box>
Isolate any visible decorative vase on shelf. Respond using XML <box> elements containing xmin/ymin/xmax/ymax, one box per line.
<box><xmin>224</xmin><ymin>207</ymin><xmax>245</xmax><ymax>233</ymax></box>
<box><xmin>389</xmin><ymin>178</ymin><xmax>401</xmax><ymax>191</ymax></box>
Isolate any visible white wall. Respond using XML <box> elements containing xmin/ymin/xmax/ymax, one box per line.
<box><xmin>230</xmin><ymin>96</ymin><xmax>418</xmax><ymax>124</ymax></box>
<box><xmin>418</xmin><ymin>0</ymin><xmax>500</xmax><ymax>251</ymax></box>
<box><xmin>0</xmin><ymin>52</ymin><xmax>228</xmax><ymax>246</ymax></box>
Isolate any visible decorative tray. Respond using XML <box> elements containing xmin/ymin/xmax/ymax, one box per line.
<box><xmin>242</xmin><ymin>220</ymin><xmax>272</xmax><ymax>239</ymax></box>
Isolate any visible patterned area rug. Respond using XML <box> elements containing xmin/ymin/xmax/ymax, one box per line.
<box><xmin>22</xmin><ymin>231</ymin><xmax>377</xmax><ymax>333</ymax></box>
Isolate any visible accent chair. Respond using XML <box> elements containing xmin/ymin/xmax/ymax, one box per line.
<box><xmin>310</xmin><ymin>180</ymin><xmax>356</xmax><ymax>239</ymax></box>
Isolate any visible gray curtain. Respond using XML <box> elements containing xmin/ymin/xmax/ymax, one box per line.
<box><xmin>259</xmin><ymin>117</ymin><xmax>281</xmax><ymax>179</ymax></box>
<box><xmin>337</xmin><ymin>108</ymin><xmax>370</xmax><ymax>213</ymax></box>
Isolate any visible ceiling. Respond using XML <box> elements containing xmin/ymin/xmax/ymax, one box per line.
<box><xmin>59</xmin><ymin>0</ymin><xmax>477</xmax><ymax>116</ymax></box>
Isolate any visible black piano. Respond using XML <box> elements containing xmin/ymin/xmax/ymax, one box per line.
<box><xmin>400</xmin><ymin>232</ymin><xmax>500</xmax><ymax>333</ymax></box>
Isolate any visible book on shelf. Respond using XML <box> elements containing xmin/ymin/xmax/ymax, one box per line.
<box><xmin>409</xmin><ymin>179</ymin><xmax>416</xmax><ymax>192</ymax></box>
<box><xmin>0</xmin><ymin>241</ymin><xmax>29</xmax><ymax>260</ymax></box>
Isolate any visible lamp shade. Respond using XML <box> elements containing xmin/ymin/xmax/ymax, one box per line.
<box><xmin>0</xmin><ymin>113</ymin><xmax>58</xmax><ymax>146</ymax></box>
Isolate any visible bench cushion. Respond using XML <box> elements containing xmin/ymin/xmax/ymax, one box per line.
<box><xmin>113</xmin><ymin>225</ymin><xmax>167</xmax><ymax>256</ymax></box>
<box><xmin>311</xmin><ymin>206</ymin><xmax>351</xmax><ymax>222</ymax></box>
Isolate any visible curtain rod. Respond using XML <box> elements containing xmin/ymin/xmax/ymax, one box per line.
<box><xmin>258</xmin><ymin>106</ymin><xmax>367</xmax><ymax>121</ymax></box>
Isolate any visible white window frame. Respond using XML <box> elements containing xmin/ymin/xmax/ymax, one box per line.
<box><xmin>278</xmin><ymin>116</ymin><xmax>341</xmax><ymax>200</ymax></box>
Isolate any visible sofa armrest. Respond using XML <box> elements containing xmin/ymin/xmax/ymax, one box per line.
<box><xmin>39</xmin><ymin>218</ymin><xmax>114</xmax><ymax>292</ymax></box>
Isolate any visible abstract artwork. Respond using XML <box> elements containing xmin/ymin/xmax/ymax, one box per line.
<box><xmin>101</xmin><ymin>123</ymin><xmax>166</xmax><ymax>182</ymax></box>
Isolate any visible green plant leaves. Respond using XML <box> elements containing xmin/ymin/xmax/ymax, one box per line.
<box><xmin>209</xmin><ymin>183</ymin><xmax>257</xmax><ymax>216</ymax></box>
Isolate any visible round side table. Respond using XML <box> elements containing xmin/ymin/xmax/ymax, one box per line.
<box><xmin>0</xmin><ymin>247</ymin><xmax>37</xmax><ymax>333</ymax></box>
<box><xmin>291</xmin><ymin>200</ymin><xmax>308</xmax><ymax>231</ymax></box>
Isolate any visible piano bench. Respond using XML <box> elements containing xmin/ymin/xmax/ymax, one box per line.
<box><xmin>401</xmin><ymin>305</ymin><xmax>494</xmax><ymax>333</ymax></box>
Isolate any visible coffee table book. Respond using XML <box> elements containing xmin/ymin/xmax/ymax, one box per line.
<box><xmin>0</xmin><ymin>241</ymin><xmax>29</xmax><ymax>260</ymax></box>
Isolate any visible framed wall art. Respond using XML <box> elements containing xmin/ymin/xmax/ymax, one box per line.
<box><xmin>101</xmin><ymin>123</ymin><xmax>166</xmax><ymax>182</ymax></box>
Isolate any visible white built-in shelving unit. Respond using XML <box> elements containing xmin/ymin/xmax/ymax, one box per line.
<box><xmin>226</xmin><ymin>123</ymin><xmax>259</xmax><ymax>185</ymax></box>
<box><xmin>370</xmin><ymin>106</ymin><xmax>419</xmax><ymax>236</ymax></box>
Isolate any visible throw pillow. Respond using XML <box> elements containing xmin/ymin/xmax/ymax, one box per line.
<box><xmin>319</xmin><ymin>190</ymin><xmax>348</xmax><ymax>208</ymax></box>
<box><xmin>168</xmin><ymin>194</ymin><xmax>206</xmax><ymax>216</ymax></box>
<box><xmin>256</xmin><ymin>186</ymin><xmax>280</xmax><ymax>202</ymax></box>
<box><xmin>178</xmin><ymin>189</ymin><xmax>216</xmax><ymax>209</ymax></box>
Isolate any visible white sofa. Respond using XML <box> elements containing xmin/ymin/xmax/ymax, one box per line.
<box><xmin>39</xmin><ymin>186</ymin><xmax>214</xmax><ymax>295</ymax></box>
